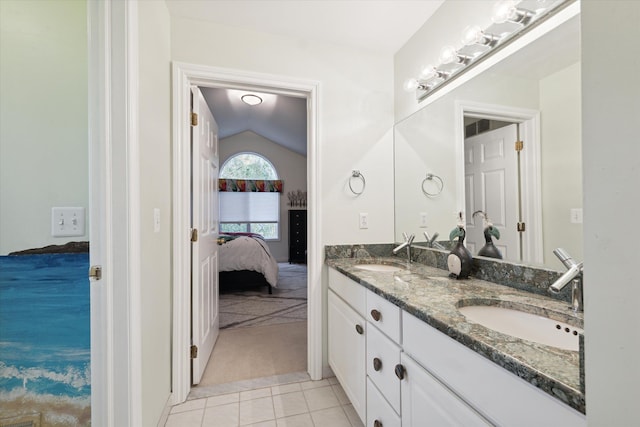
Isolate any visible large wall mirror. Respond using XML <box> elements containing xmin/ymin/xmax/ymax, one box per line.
<box><xmin>394</xmin><ymin>11</ymin><xmax>581</xmax><ymax>270</ymax></box>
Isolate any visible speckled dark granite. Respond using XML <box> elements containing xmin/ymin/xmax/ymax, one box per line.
<box><xmin>325</xmin><ymin>246</ymin><xmax>585</xmax><ymax>414</ymax></box>
<box><xmin>325</xmin><ymin>243</ymin><xmax>572</xmax><ymax>303</ymax></box>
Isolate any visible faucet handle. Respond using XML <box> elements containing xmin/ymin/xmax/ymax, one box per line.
<box><xmin>408</xmin><ymin>234</ymin><xmax>415</xmax><ymax>244</ymax></box>
<box><xmin>553</xmin><ymin>248</ymin><xmax>578</xmax><ymax>269</ymax></box>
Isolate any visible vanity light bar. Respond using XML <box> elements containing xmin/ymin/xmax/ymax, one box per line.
<box><xmin>406</xmin><ymin>0</ymin><xmax>571</xmax><ymax>101</ymax></box>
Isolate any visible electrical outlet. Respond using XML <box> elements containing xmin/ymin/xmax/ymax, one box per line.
<box><xmin>570</xmin><ymin>208</ymin><xmax>583</xmax><ymax>224</ymax></box>
<box><xmin>419</xmin><ymin>212</ymin><xmax>428</xmax><ymax>228</ymax></box>
<box><xmin>359</xmin><ymin>213</ymin><xmax>369</xmax><ymax>229</ymax></box>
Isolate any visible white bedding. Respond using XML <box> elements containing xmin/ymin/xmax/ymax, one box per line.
<box><xmin>218</xmin><ymin>236</ymin><xmax>279</xmax><ymax>287</ymax></box>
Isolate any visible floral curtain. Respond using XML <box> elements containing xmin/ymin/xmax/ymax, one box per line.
<box><xmin>218</xmin><ymin>179</ymin><xmax>283</xmax><ymax>192</ymax></box>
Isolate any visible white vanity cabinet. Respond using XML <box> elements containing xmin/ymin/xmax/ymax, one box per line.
<box><xmin>328</xmin><ymin>269</ymin><xmax>367</xmax><ymax>422</ymax></box>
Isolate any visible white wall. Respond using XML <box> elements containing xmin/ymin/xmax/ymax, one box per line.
<box><xmin>219</xmin><ymin>131</ymin><xmax>307</xmax><ymax>262</ymax></box>
<box><xmin>539</xmin><ymin>62</ymin><xmax>582</xmax><ymax>264</ymax></box>
<box><xmin>582</xmin><ymin>2</ymin><xmax>640</xmax><ymax>425</ymax></box>
<box><xmin>138</xmin><ymin>0</ymin><xmax>172</xmax><ymax>425</ymax></box>
<box><xmin>170</xmin><ymin>16</ymin><xmax>396</xmax><ymax>246</ymax></box>
<box><xmin>0</xmin><ymin>0</ymin><xmax>88</xmax><ymax>255</ymax></box>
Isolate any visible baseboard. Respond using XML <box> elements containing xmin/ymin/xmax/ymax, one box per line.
<box><xmin>322</xmin><ymin>364</ymin><xmax>334</xmax><ymax>379</ymax></box>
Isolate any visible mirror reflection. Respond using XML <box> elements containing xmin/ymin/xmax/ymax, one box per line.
<box><xmin>394</xmin><ymin>14</ymin><xmax>581</xmax><ymax>269</ymax></box>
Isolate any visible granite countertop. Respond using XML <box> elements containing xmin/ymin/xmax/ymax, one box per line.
<box><xmin>326</xmin><ymin>256</ymin><xmax>585</xmax><ymax>414</ymax></box>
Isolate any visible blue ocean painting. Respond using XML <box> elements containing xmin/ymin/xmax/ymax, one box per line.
<box><xmin>0</xmin><ymin>253</ymin><xmax>91</xmax><ymax>426</ymax></box>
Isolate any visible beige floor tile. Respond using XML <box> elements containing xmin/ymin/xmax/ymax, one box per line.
<box><xmin>171</xmin><ymin>398</ymin><xmax>207</xmax><ymax>414</ymax></box>
<box><xmin>331</xmin><ymin>384</ymin><xmax>351</xmax><ymax>405</ymax></box>
<box><xmin>239</xmin><ymin>396</ymin><xmax>275</xmax><ymax>425</ymax></box>
<box><xmin>273</xmin><ymin>391</ymin><xmax>309</xmax><ymax>419</ymax></box>
<box><xmin>276</xmin><ymin>413</ymin><xmax>314</xmax><ymax>427</ymax></box>
<box><xmin>299</xmin><ymin>379</ymin><xmax>329</xmax><ymax>390</ymax></box>
<box><xmin>246</xmin><ymin>421</ymin><xmax>277</xmax><ymax>427</ymax></box>
<box><xmin>303</xmin><ymin>386</ymin><xmax>340</xmax><ymax>412</ymax></box>
<box><xmin>165</xmin><ymin>409</ymin><xmax>204</xmax><ymax>427</ymax></box>
<box><xmin>271</xmin><ymin>382</ymin><xmax>302</xmax><ymax>396</ymax></box>
<box><xmin>201</xmin><ymin>402</ymin><xmax>240</xmax><ymax>427</ymax></box>
<box><xmin>327</xmin><ymin>377</ymin><xmax>339</xmax><ymax>385</ymax></box>
<box><xmin>240</xmin><ymin>387</ymin><xmax>272</xmax><ymax>401</ymax></box>
<box><xmin>310</xmin><ymin>407</ymin><xmax>352</xmax><ymax>427</ymax></box>
<box><xmin>342</xmin><ymin>404</ymin><xmax>365</xmax><ymax>427</ymax></box>
<box><xmin>207</xmin><ymin>392</ymin><xmax>240</xmax><ymax>407</ymax></box>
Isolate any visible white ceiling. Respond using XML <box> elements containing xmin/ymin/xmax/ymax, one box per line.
<box><xmin>166</xmin><ymin>0</ymin><xmax>445</xmax><ymax>156</ymax></box>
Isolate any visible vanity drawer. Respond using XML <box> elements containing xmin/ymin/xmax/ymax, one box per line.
<box><xmin>329</xmin><ymin>267</ymin><xmax>366</xmax><ymax>316</ymax></box>
<box><xmin>366</xmin><ymin>289</ymin><xmax>401</xmax><ymax>343</ymax></box>
<box><xmin>367</xmin><ymin>378</ymin><xmax>401</xmax><ymax>427</ymax></box>
<box><xmin>402</xmin><ymin>311</ymin><xmax>586</xmax><ymax>427</ymax></box>
<box><xmin>366</xmin><ymin>321</ymin><xmax>401</xmax><ymax>414</ymax></box>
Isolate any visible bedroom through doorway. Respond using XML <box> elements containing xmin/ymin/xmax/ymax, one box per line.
<box><xmin>189</xmin><ymin>84</ymin><xmax>309</xmax><ymax>397</ymax></box>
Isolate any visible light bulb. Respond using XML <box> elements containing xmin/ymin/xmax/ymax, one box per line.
<box><xmin>419</xmin><ymin>65</ymin><xmax>437</xmax><ymax>80</ymax></box>
<box><xmin>461</xmin><ymin>25</ymin><xmax>484</xmax><ymax>46</ymax></box>
<box><xmin>403</xmin><ymin>78</ymin><xmax>419</xmax><ymax>92</ymax></box>
<box><xmin>492</xmin><ymin>0</ymin><xmax>517</xmax><ymax>24</ymax></box>
<box><xmin>439</xmin><ymin>45</ymin><xmax>459</xmax><ymax>65</ymax></box>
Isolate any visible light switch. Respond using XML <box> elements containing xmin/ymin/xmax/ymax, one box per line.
<box><xmin>419</xmin><ymin>212</ymin><xmax>428</xmax><ymax>228</ymax></box>
<box><xmin>154</xmin><ymin>208</ymin><xmax>161</xmax><ymax>233</ymax></box>
<box><xmin>51</xmin><ymin>207</ymin><xmax>86</xmax><ymax>237</ymax></box>
<box><xmin>359</xmin><ymin>213</ymin><xmax>369</xmax><ymax>229</ymax></box>
<box><xmin>570</xmin><ymin>208</ymin><xmax>583</xmax><ymax>224</ymax></box>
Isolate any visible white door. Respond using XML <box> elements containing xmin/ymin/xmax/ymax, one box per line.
<box><xmin>464</xmin><ymin>124</ymin><xmax>519</xmax><ymax>260</ymax></box>
<box><xmin>191</xmin><ymin>87</ymin><xmax>220</xmax><ymax>384</ymax></box>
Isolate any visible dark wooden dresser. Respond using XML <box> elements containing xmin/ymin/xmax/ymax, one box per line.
<box><xmin>288</xmin><ymin>209</ymin><xmax>307</xmax><ymax>263</ymax></box>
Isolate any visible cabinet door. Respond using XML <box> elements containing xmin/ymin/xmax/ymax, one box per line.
<box><xmin>328</xmin><ymin>290</ymin><xmax>366</xmax><ymax>423</ymax></box>
<box><xmin>400</xmin><ymin>353</ymin><xmax>490</xmax><ymax>427</ymax></box>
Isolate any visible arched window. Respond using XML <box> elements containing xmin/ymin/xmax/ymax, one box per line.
<box><xmin>219</xmin><ymin>153</ymin><xmax>280</xmax><ymax>240</ymax></box>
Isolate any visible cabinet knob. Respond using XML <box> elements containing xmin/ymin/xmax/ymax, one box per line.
<box><xmin>355</xmin><ymin>324</ymin><xmax>364</xmax><ymax>335</ymax></box>
<box><xmin>370</xmin><ymin>309</ymin><xmax>381</xmax><ymax>321</ymax></box>
<box><xmin>373</xmin><ymin>357</ymin><xmax>382</xmax><ymax>371</ymax></box>
<box><xmin>374</xmin><ymin>420</ymin><xmax>383</xmax><ymax>427</ymax></box>
<box><xmin>394</xmin><ymin>364</ymin><xmax>405</xmax><ymax>380</ymax></box>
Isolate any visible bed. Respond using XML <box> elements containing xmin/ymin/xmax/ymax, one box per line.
<box><xmin>218</xmin><ymin>233</ymin><xmax>279</xmax><ymax>294</ymax></box>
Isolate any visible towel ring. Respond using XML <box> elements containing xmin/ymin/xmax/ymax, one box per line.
<box><xmin>349</xmin><ymin>170</ymin><xmax>366</xmax><ymax>195</ymax></box>
<box><xmin>422</xmin><ymin>173</ymin><xmax>444</xmax><ymax>197</ymax></box>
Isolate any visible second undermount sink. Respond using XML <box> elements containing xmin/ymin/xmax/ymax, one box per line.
<box><xmin>354</xmin><ymin>263</ymin><xmax>404</xmax><ymax>272</ymax></box>
<box><xmin>458</xmin><ymin>303</ymin><xmax>583</xmax><ymax>351</ymax></box>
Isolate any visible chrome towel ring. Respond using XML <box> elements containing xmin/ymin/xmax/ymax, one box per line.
<box><xmin>349</xmin><ymin>170</ymin><xmax>366</xmax><ymax>195</ymax></box>
<box><xmin>422</xmin><ymin>173</ymin><xmax>443</xmax><ymax>197</ymax></box>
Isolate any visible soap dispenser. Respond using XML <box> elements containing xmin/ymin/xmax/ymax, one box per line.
<box><xmin>447</xmin><ymin>212</ymin><xmax>473</xmax><ymax>279</ymax></box>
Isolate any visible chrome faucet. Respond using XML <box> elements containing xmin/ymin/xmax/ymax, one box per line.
<box><xmin>423</xmin><ymin>231</ymin><xmax>445</xmax><ymax>249</ymax></box>
<box><xmin>548</xmin><ymin>248</ymin><xmax>583</xmax><ymax>313</ymax></box>
<box><xmin>393</xmin><ymin>232</ymin><xmax>415</xmax><ymax>262</ymax></box>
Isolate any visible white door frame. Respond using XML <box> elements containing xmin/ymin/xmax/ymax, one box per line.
<box><xmin>454</xmin><ymin>100</ymin><xmax>543</xmax><ymax>264</ymax></box>
<box><xmin>88</xmin><ymin>0</ymin><xmax>142</xmax><ymax>425</ymax></box>
<box><xmin>172</xmin><ymin>62</ymin><xmax>322</xmax><ymax>404</ymax></box>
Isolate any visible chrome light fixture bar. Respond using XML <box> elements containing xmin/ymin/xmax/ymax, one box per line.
<box><xmin>405</xmin><ymin>0</ymin><xmax>574</xmax><ymax>101</ymax></box>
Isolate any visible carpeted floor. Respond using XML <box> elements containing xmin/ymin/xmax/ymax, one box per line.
<box><xmin>219</xmin><ymin>263</ymin><xmax>307</xmax><ymax>330</ymax></box>
<box><xmin>197</xmin><ymin>263</ymin><xmax>308</xmax><ymax>387</ymax></box>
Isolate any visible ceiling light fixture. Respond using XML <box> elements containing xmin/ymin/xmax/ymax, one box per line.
<box><xmin>241</xmin><ymin>94</ymin><xmax>263</xmax><ymax>106</ymax></box>
<box><xmin>404</xmin><ymin>0</ymin><xmax>573</xmax><ymax>101</ymax></box>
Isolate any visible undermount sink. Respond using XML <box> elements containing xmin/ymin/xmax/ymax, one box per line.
<box><xmin>458</xmin><ymin>303</ymin><xmax>583</xmax><ymax>351</ymax></box>
<box><xmin>354</xmin><ymin>263</ymin><xmax>404</xmax><ymax>272</ymax></box>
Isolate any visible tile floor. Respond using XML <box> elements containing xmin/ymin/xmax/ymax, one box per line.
<box><xmin>165</xmin><ymin>377</ymin><xmax>364</xmax><ymax>427</ymax></box>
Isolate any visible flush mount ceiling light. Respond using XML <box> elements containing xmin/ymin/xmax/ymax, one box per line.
<box><xmin>404</xmin><ymin>0</ymin><xmax>573</xmax><ymax>102</ymax></box>
<box><xmin>241</xmin><ymin>94</ymin><xmax>263</xmax><ymax>106</ymax></box>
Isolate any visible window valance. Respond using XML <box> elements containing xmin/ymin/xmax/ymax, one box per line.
<box><xmin>218</xmin><ymin>179</ymin><xmax>283</xmax><ymax>193</ymax></box>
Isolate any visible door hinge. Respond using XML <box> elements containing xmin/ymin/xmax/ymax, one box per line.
<box><xmin>517</xmin><ymin>222</ymin><xmax>526</xmax><ymax>232</ymax></box>
<box><xmin>190</xmin><ymin>345</ymin><xmax>198</xmax><ymax>359</ymax></box>
<box><xmin>191</xmin><ymin>228</ymin><xmax>198</xmax><ymax>242</ymax></box>
<box><xmin>191</xmin><ymin>112</ymin><xmax>198</xmax><ymax>126</ymax></box>
<box><xmin>515</xmin><ymin>140</ymin><xmax>524</xmax><ymax>152</ymax></box>
<box><xmin>89</xmin><ymin>265</ymin><xmax>102</xmax><ymax>280</ymax></box>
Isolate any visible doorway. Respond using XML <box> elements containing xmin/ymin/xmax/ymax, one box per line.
<box><xmin>455</xmin><ymin>101</ymin><xmax>543</xmax><ymax>265</ymax></box>
<box><xmin>171</xmin><ymin>63</ymin><xmax>322</xmax><ymax>405</ymax></box>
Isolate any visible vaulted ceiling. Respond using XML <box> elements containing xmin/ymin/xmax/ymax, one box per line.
<box><xmin>166</xmin><ymin>0</ymin><xmax>445</xmax><ymax>157</ymax></box>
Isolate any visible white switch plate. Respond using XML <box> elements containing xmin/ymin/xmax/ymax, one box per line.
<box><xmin>154</xmin><ymin>208</ymin><xmax>161</xmax><ymax>233</ymax></box>
<box><xmin>51</xmin><ymin>207</ymin><xmax>85</xmax><ymax>237</ymax></box>
<box><xmin>359</xmin><ymin>213</ymin><xmax>369</xmax><ymax>229</ymax></box>
<box><xmin>419</xmin><ymin>212</ymin><xmax>428</xmax><ymax>228</ymax></box>
<box><xmin>570</xmin><ymin>208</ymin><xmax>583</xmax><ymax>224</ymax></box>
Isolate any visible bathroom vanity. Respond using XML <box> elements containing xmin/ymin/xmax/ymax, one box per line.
<box><xmin>326</xmin><ymin>249</ymin><xmax>585</xmax><ymax>427</ymax></box>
